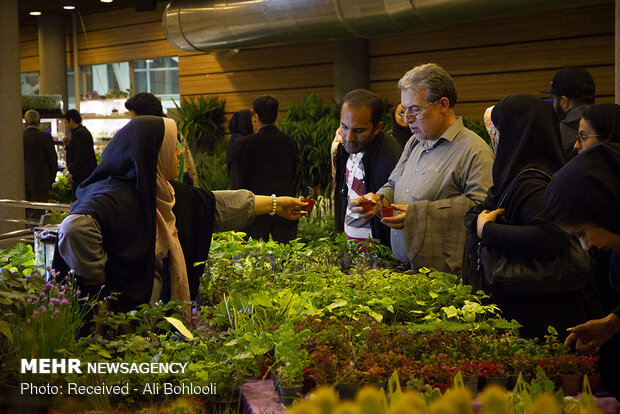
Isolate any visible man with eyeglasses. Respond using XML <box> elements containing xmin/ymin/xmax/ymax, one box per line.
<box><xmin>334</xmin><ymin>89</ymin><xmax>403</xmax><ymax>248</ymax></box>
<box><xmin>351</xmin><ymin>63</ymin><xmax>494</xmax><ymax>274</ymax></box>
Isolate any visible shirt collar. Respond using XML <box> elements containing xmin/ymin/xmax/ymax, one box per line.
<box><xmin>418</xmin><ymin>116</ymin><xmax>464</xmax><ymax>149</ymax></box>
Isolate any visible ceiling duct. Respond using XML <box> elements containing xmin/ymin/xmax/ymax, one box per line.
<box><xmin>163</xmin><ymin>0</ymin><xmax>605</xmax><ymax>52</ymax></box>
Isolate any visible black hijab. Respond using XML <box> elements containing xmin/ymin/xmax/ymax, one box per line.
<box><xmin>547</xmin><ymin>142</ymin><xmax>620</xmax><ymax>235</ymax></box>
<box><xmin>228</xmin><ymin>109</ymin><xmax>253</xmax><ymax>137</ymax></box>
<box><xmin>488</xmin><ymin>94</ymin><xmax>565</xmax><ymax>207</ymax></box>
<box><xmin>69</xmin><ymin>116</ymin><xmax>164</xmax><ymax>310</ymax></box>
<box><xmin>581</xmin><ymin>103</ymin><xmax>620</xmax><ymax>144</ymax></box>
<box><xmin>55</xmin><ymin>116</ymin><xmax>216</xmax><ymax>310</ymax></box>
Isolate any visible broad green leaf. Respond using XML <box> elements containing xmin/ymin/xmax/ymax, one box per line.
<box><xmin>164</xmin><ymin>316</ymin><xmax>194</xmax><ymax>340</ymax></box>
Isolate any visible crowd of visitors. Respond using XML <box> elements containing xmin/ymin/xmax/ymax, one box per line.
<box><xmin>27</xmin><ymin>63</ymin><xmax>617</xmax><ymax>398</ymax></box>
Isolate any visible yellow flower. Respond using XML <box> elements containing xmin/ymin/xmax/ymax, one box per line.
<box><xmin>287</xmin><ymin>400</ymin><xmax>321</xmax><ymax>414</ymax></box>
<box><xmin>529</xmin><ymin>394</ymin><xmax>561</xmax><ymax>414</ymax></box>
<box><xmin>479</xmin><ymin>384</ymin><xmax>509</xmax><ymax>414</ymax></box>
<box><xmin>308</xmin><ymin>386</ymin><xmax>340</xmax><ymax>414</ymax></box>
<box><xmin>428</xmin><ymin>398</ymin><xmax>458</xmax><ymax>414</ymax></box>
<box><xmin>357</xmin><ymin>385</ymin><xmax>386</xmax><ymax>414</ymax></box>
<box><xmin>389</xmin><ymin>391</ymin><xmax>427</xmax><ymax>414</ymax></box>
<box><xmin>441</xmin><ymin>388</ymin><xmax>473</xmax><ymax>414</ymax></box>
<box><xmin>333</xmin><ymin>401</ymin><xmax>361</xmax><ymax>414</ymax></box>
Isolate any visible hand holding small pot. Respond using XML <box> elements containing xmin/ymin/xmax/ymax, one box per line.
<box><xmin>276</xmin><ymin>196</ymin><xmax>308</xmax><ymax>220</ymax></box>
<box><xmin>350</xmin><ymin>192</ymin><xmax>383</xmax><ymax>221</ymax></box>
<box><xmin>380</xmin><ymin>204</ymin><xmax>407</xmax><ymax>229</ymax></box>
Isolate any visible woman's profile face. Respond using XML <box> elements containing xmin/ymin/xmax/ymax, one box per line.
<box><xmin>559</xmin><ymin>222</ymin><xmax>620</xmax><ymax>251</ymax></box>
<box><xmin>574</xmin><ymin>118</ymin><xmax>602</xmax><ymax>154</ymax></box>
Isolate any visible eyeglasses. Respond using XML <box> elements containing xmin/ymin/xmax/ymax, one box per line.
<box><xmin>575</xmin><ymin>132</ymin><xmax>600</xmax><ymax>143</ymax></box>
<box><xmin>398</xmin><ymin>99</ymin><xmax>439</xmax><ymax>120</ymax></box>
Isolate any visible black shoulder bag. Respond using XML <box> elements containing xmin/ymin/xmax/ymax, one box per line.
<box><xmin>478</xmin><ymin>168</ymin><xmax>591</xmax><ymax>296</ymax></box>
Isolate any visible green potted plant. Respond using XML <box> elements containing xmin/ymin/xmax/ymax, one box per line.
<box><xmin>335</xmin><ymin>360</ymin><xmax>362</xmax><ymax>400</ymax></box>
<box><xmin>274</xmin><ymin>320</ymin><xmax>310</xmax><ymax>406</ymax></box>
<box><xmin>174</xmin><ymin>95</ymin><xmax>226</xmax><ymax>155</ymax></box>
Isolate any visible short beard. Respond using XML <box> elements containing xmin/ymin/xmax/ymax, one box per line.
<box><xmin>554</xmin><ymin>101</ymin><xmax>566</xmax><ymax>120</ymax></box>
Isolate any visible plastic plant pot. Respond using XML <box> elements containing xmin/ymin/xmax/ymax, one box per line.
<box><xmin>360</xmin><ymin>199</ymin><xmax>373</xmax><ymax>213</ymax></box>
<box><xmin>381</xmin><ymin>207</ymin><xmax>393</xmax><ymax>218</ymax></box>
<box><xmin>301</xmin><ymin>198</ymin><xmax>315</xmax><ymax>213</ymax></box>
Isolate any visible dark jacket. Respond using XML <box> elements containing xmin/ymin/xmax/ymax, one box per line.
<box><xmin>23</xmin><ymin>126</ymin><xmax>57</xmax><ymax>196</ymax></box>
<box><xmin>334</xmin><ymin>131</ymin><xmax>403</xmax><ymax>247</ymax></box>
<box><xmin>236</xmin><ymin>124</ymin><xmax>297</xmax><ymax>196</ymax></box>
<box><xmin>66</xmin><ymin>124</ymin><xmax>97</xmax><ymax>191</ymax></box>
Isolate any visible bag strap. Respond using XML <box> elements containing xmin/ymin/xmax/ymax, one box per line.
<box><xmin>496</xmin><ymin>168</ymin><xmax>553</xmax><ymax>208</ymax></box>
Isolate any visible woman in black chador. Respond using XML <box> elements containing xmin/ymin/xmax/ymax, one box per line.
<box><xmin>546</xmin><ymin>142</ymin><xmax>620</xmax><ymax>398</ymax></box>
<box><xmin>53</xmin><ymin>116</ymin><xmax>306</xmax><ymax>317</ymax></box>
<box><xmin>464</xmin><ymin>94</ymin><xmax>590</xmax><ymax>339</ymax></box>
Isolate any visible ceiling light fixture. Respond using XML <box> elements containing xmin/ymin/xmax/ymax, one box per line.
<box><xmin>100</xmin><ymin>0</ymin><xmax>113</xmax><ymax>3</ymax></box>
<box><xmin>29</xmin><ymin>11</ymin><xmax>42</xmax><ymax>16</ymax></box>
<box><xmin>63</xmin><ymin>5</ymin><xmax>76</xmax><ymax>10</ymax></box>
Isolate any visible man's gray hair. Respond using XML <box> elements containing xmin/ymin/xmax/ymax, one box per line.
<box><xmin>24</xmin><ymin>109</ymin><xmax>40</xmax><ymax>126</ymax></box>
<box><xmin>398</xmin><ymin>63</ymin><xmax>457</xmax><ymax>108</ymax></box>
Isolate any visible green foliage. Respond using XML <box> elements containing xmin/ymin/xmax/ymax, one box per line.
<box><xmin>279</xmin><ymin>94</ymin><xmax>340</xmax><ymax>197</ymax></box>
<box><xmin>195</xmin><ymin>141</ymin><xmax>229</xmax><ymax>191</ymax></box>
<box><xmin>50</xmin><ymin>171</ymin><xmax>73</xmax><ymax>204</ymax></box>
<box><xmin>295</xmin><ymin>214</ymin><xmax>336</xmax><ymax>245</ymax></box>
<box><xmin>0</xmin><ymin>243</ymin><xmax>42</xmax><ymax>275</ymax></box>
<box><xmin>274</xmin><ymin>320</ymin><xmax>310</xmax><ymax>384</ymax></box>
<box><xmin>174</xmin><ymin>96</ymin><xmax>227</xmax><ymax>155</ymax></box>
<box><xmin>22</xmin><ymin>94</ymin><xmax>62</xmax><ymax>111</ymax></box>
<box><xmin>105</xmin><ymin>89</ymin><xmax>130</xmax><ymax>99</ymax></box>
<box><xmin>49</xmin><ymin>211</ymin><xmax>69</xmax><ymax>225</ymax></box>
<box><xmin>463</xmin><ymin>116</ymin><xmax>491</xmax><ymax>147</ymax></box>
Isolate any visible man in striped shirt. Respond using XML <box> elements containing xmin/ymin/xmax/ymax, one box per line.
<box><xmin>334</xmin><ymin>89</ymin><xmax>403</xmax><ymax>247</ymax></box>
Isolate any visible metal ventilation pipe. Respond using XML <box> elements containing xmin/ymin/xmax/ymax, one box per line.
<box><xmin>163</xmin><ymin>0</ymin><xmax>605</xmax><ymax>52</ymax></box>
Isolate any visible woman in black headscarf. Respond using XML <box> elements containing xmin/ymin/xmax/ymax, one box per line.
<box><xmin>53</xmin><ymin>116</ymin><xmax>306</xmax><ymax>319</ymax></box>
<box><xmin>546</xmin><ymin>142</ymin><xmax>620</xmax><ymax>398</ymax></box>
<box><xmin>226</xmin><ymin>109</ymin><xmax>254</xmax><ymax>189</ymax></box>
<box><xmin>464</xmin><ymin>94</ymin><xmax>589</xmax><ymax>339</ymax></box>
<box><xmin>574</xmin><ymin>103</ymin><xmax>620</xmax><ymax>154</ymax></box>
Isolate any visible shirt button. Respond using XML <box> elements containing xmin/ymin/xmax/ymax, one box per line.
<box><xmin>415</xmin><ymin>169</ymin><xmax>418</xmax><ymax>172</ymax></box>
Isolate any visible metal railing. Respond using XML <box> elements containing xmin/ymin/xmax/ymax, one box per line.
<box><xmin>0</xmin><ymin>199</ymin><xmax>71</xmax><ymax>241</ymax></box>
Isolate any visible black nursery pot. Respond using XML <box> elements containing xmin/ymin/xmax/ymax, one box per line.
<box><xmin>277</xmin><ymin>383</ymin><xmax>303</xmax><ymax>407</ymax></box>
<box><xmin>335</xmin><ymin>383</ymin><xmax>361</xmax><ymax>400</ymax></box>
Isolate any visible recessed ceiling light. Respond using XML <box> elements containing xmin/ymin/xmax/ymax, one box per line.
<box><xmin>100</xmin><ymin>0</ymin><xmax>113</xmax><ymax>3</ymax></box>
<box><xmin>63</xmin><ymin>5</ymin><xmax>76</xmax><ymax>10</ymax></box>
<box><xmin>29</xmin><ymin>11</ymin><xmax>42</xmax><ymax>16</ymax></box>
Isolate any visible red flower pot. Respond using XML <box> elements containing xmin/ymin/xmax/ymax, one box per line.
<box><xmin>381</xmin><ymin>207</ymin><xmax>393</xmax><ymax>218</ymax></box>
<box><xmin>360</xmin><ymin>199</ymin><xmax>373</xmax><ymax>213</ymax></box>
<box><xmin>301</xmin><ymin>198</ymin><xmax>316</xmax><ymax>213</ymax></box>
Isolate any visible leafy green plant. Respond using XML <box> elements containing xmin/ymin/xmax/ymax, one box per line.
<box><xmin>463</xmin><ymin>116</ymin><xmax>491</xmax><ymax>147</ymax></box>
<box><xmin>279</xmin><ymin>94</ymin><xmax>339</xmax><ymax>198</ymax></box>
<box><xmin>195</xmin><ymin>143</ymin><xmax>229</xmax><ymax>190</ymax></box>
<box><xmin>22</xmin><ymin>94</ymin><xmax>62</xmax><ymax>114</ymax></box>
<box><xmin>274</xmin><ymin>320</ymin><xmax>310</xmax><ymax>385</ymax></box>
<box><xmin>174</xmin><ymin>95</ymin><xmax>226</xmax><ymax>155</ymax></box>
<box><xmin>105</xmin><ymin>89</ymin><xmax>130</xmax><ymax>99</ymax></box>
<box><xmin>50</xmin><ymin>171</ymin><xmax>73</xmax><ymax>204</ymax></box>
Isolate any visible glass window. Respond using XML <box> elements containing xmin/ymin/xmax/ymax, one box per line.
<box><xmin>21</xmin><ymin>71</ymin><xmax>39</xmax><ymax>95</ymax></box>
<box><xmin>133</xmin><ymin>57</ymin><xmax>179</xmax><ymax>110</ymax></box>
